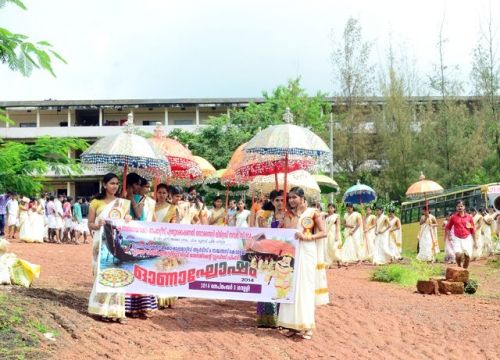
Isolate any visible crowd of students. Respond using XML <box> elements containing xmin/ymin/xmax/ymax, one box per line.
<box><xmin>0</xmin><ymin>192</ymin><xmax>90</xmax><ymax>244</ymax></box>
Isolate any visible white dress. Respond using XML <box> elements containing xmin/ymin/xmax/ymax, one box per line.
<box><xmin>6</xmin><ymin>199</ymin><xmax>19</xmax><ymax>227</ymax></box>
<box><xmin>278</xmin><ymin>208</ymin><xmax>318</xmax><ymax>331</ymax></box>
<box><xmin>235</xmin><ymin>210</ymin><xmax>250</xmax><ymax>227</ymax></box>
<box><xmin>315</xmin><ymin>212</ymin><xmax>329</xmax><ymax>306</ymax></box>
<box><xmin>364</xmin><ymin>214</ymin><xmax>376</xmax><ymax>262</ymax></box>
<box><xmin>29</xmin><ymin>206</ymin><xmax>45</xmax><ymax>243</ymax></box>
<box><xmin>388</xmin><ymin>216</ymin><xmax>402</xmax><ymax>259</ymax></box>
<box><xmin>482</xmin><ymin>214</ymin><xmax>494</xmax><ymax>256</ymax></box>
<box><xmin>416</xmin><ymin>215</ymin><xmax>439</xmax><ymax>261</ymax></box>
<box><xmin>471</xmin><ymin>214</ymin><xmax>484</xmax><ymax>259</ymax></box>
<box><xmin>325</xmin><ymin>213</ymin><xmax>343</xmax><ymax>264</ymax></box>
<box><xmin>341</xmin><ymin>211</ymin><xmax>364</xmax><ymax>263</ymax></box>
<box><xmin>372</xmin><ymin>214</ymin><xmax>393</xmax><ymax>265</ymax></box>
<box><xmin>18</xmin><ymin>207</ymin><xmax>30</xmax><ymax>241</ymax></box>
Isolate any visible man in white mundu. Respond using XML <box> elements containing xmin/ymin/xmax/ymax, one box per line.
<box><xmin>342</xmin><ymin>204</ymin><xmax>364</xmax><ymax>263</ymax></box>
<box><xmin>445</xmin><ymin>200</ymin><xmax>475</xmax><ymax>269</ymax></box>
<box><xmin>416</xmin><ymin>208</ymin><xmax>440</xmax><ymax>262</ymax></box>
<box><xmin>372</xmin><ymin>206</ymin><xmax>393</xmax><ymax>265</ymax></box>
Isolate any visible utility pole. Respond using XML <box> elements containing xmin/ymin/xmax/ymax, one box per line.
<box><xmin>329</xmin><ymin>112</ymin><xmax>334</xmax><ymax>203</ymax></box>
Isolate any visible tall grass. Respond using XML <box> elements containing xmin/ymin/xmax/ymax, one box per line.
<box><xmin>371</xmin><ymin>260</ymin><xmax>443</xmax><ymax>287</ymax></box>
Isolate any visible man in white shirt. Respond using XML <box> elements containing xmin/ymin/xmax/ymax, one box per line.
<box><xmin>54</xmin><ymin>194</ymin><xmax>65</xmax><ymax>241</ymax></box>
<box><xmin>6</xmin><ymin>194</ymin><xmax>19</xmax><ymax>240</ymax></box>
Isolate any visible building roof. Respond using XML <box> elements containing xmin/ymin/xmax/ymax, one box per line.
<box><xmin>1</xmin><ymin>96</ymin><xmax>497</xmax><ymax>110</ymax></box>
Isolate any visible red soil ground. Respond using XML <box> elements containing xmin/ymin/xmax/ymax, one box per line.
<box><xmin>4</xmin><ymin>239</ymin><xmax>500</xmax><ymax>360</ymax></box>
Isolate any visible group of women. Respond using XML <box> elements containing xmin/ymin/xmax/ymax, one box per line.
<box><xmin>87</xmin><ymin>172</ymin><xmax>213</xmax><ymax>322</ymax></box>
<box><xmin>16</xmin><ymin>197</ymin><xmax>45</xmax><ymax>243</ymax></box>
<box><xmin>87</xmin><ymin>172</ymin><xmax>328</xmax><ymax>339</ymax></box>
<box><xmin>323</xmin><ymin>204</ymin><xmax>403</xmax><ymax>267</ymax></box>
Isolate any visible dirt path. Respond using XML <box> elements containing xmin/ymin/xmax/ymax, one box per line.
<box><xmin>5</xmin><ymin>240</ymin><xmax>500</xmax><ymax>360</ymax></box>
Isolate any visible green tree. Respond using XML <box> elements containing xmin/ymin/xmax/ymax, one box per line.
<box><xmin>0</xmin><ymin>136</ymin><xmax>88</xmax><ymax>196</ymax></box>
<box><xmin>374</xmin><ymin>49</ymin><xmax>419</xmax><ymax>200</ymax></box>
<box><xmin>170</xmin><ymin>79</ymin><xmax>330</xmax><ymax>170</ymax></box>
<box><xmin>471</xmin><ymin>9</ymin><xmax>500</xmax><ymax>179</ymax></box>
<box><xmin>419</xmin><ymin>17</ymin><xmax>486</xmax><ymax>186</ymax></box>
<box><xmin>0</xmin><ymin>0</ymin><xmax>66</xmax><ymax>123</ymax></box>
<box><xmin>229</xmin><ymin>78</ymin><xmax>329</xmax><ymax>136</ymax></box>
<box><xmin>331</xmin><ymin>17</ymin><xmax>375</xmax><ymax>179</ymax></box>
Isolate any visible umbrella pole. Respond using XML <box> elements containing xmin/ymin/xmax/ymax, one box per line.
<box><xmin>275</xmin><ymin>172</ymin><xmax>278</xmax><ymax>191</ymax></box>
<box><xmin>153</xmin><ymin>176</ymin><xmax>159</xmax><ymax>200</ymax></box>
<box><xmin>121</xmin><ymin>163</ymin><xmax>128</xmax><ymax>197</ymax></box>
<box><xmin>225</xmin><ymin>185</ymin><xmax>229</xmax><ymax>225</ymax></box>
<box><xmin>283</xmin><ymin>153</ymin><xmax>289</xmax><ymax>209</ymax></box>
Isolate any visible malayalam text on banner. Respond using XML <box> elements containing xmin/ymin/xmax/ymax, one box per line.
<box><xmin>95</xmin><ymin>220</ymin><xmax>300</xmax><ymax>303</ymax></box>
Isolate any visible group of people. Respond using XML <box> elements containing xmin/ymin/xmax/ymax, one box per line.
<box><xmin>319</xmin><ymin>203</ymin><xmax>403</xmax><ymax>267</ymax></box>
<box><xmin>0</xmin><ymin>192</ymin><xmax>91</xmax><ymax>244</ymax></box>
<box><xmin>87</xmin><ymin>173</ymin><xmax>328</xmax><ymax>339</ymax></box>
<box><xmin>442</xmin><ymin>203</ymin><xmax>499</xmax><ymax>268</ymax></box>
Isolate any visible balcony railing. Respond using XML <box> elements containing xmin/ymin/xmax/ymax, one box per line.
<box><xmin>0</xmin><ymin>124</ymin><xmax>202</xmax><ymax>139</ymax></box>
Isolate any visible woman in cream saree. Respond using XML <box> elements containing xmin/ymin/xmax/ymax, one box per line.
<box><xmin>88</xmin><ymin>173</ymin><xmax>131</xmax><ymax>323</ymax></box>
<box><xmin>155</xmin><ymin>184</ymin><xmax>182</xmax><ymax>309</ymax></box>
<box><xmin>277</xmin><ymin>187</ymin><xmax>326</xmax><ymax>340</ymax></box>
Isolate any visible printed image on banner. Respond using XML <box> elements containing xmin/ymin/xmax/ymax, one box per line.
<box><xmin>96</xmin><ymin>220</ymin><xmax>300</xmax><ymax>303</ymax></box>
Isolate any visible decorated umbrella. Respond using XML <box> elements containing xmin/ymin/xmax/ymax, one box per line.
<box><xmin>193</xmin><ymin>156</ymin><xmax>216</xmax><ymax>178</ymax></box>
<box><xmin>80</xmin><ymin>116</ymin><xmax>170</xmax><ymax>195</ymax></box>
<box><xmin>221</xmin><ymin>143</ymin><xmax>247</xmax><ymax>187</ymax></box>
<box><xmin>313</xmin><ymin>174</ymin><xmax>340</xmax><ymax>194</ymax></box>
<box><xmin>250</xmin><ymin>170</ymin><xmax>320</xmax><ymax>200</ymax></box>
<box><xmin>204</xmin><ymin>169</ymin><xmax>248</xmax><ymax>193</ymax></box>
<box><xmin>343</xmin><ymin>180</ymin><xmax>377</xmax><ymax>204</ymax></box>
<box><xmin>235</xmin><ymin>108</ymin><xmax>332</xmax><ymax>205</ymax></box>
<box><xmin>148</xmin><ymin>124</ymin><xmax>202</xmax><ymax>186</ymax></box>
<box><xmin>405</xmin><ymin>172</ymin><xmax>444</xmax><ymax>211</ymax></box>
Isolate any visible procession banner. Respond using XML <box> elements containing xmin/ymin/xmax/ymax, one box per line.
<box><xmin>96</xmin><ymin>220</ymin><xmax>300</xmax><ymax>303</ymax></box>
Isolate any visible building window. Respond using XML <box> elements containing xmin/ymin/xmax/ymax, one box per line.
<box><xmin>75</xmin><ymin>109</ymin><xmax>99</xmax><ymax>126</ymax></box>
<box><xmin>174</xmin><ymin>120</ymin><xmax>193</xmax><ymax>126</ymax></box>
<box><xmin>142</xmin><ymin>120</ymin><xmax>158</xmax><ymax>126</ymax></box>
<box><xmin>20</xmin><ymin>123</ymin><xmax>36</xmax><ymax>127</ymax></box>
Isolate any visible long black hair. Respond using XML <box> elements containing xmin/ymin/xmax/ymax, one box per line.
<box><xmin>95</xmin><ymin>173</ymin><xmax>119</xmax><ymax>200</ymax></box>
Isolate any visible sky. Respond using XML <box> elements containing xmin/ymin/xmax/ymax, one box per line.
<box><xmin>0</xmin><ymin>0</ymin><xmax>497</xmax><ymax>101</ymax></box>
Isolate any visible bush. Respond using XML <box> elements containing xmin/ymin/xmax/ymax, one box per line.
<box><xmin>464</xmin><ymin>279</ymin><xmax>479</xmax><ymax>294</ymax></box>
<box><xmin>371</xmin><ymin>260</ymin><xmax>443</xmax><ymax>287</ymax></box>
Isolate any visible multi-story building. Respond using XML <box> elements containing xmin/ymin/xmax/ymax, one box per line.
<box><xmin>0</xmin><ymin>98</ymin><xmax>264</xmax><ymax>197</ymax></box>
<box><xmin>1</xmin><ymin>96</ymin><xmax>493</xmax><ymax>198</ymax></box>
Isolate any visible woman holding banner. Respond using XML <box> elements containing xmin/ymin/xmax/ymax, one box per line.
<box><xmin>154</xmin><ymin>184</ymin><xmax>183</xmax><ymax>309</ymax></box>
<box><xmin>278</xmin><ymin>187</ymin><xmax>326</xmax><ymax>340</ymax></box>
<box><xmin>124</xmin><ymin>173</ymin><xmax>158</xmax><ymax>318</ymax></box>
<box><xmin>88</xmin><ymin>173</ymin><xmax>131</xmax><ymax>323</ymax></box>
<box><xmin>255</xmin><ymin>190</ymin><xmax>287</xmax><ymax>328</ymax></box>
